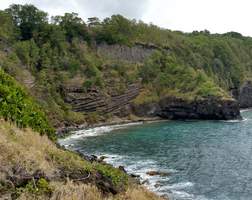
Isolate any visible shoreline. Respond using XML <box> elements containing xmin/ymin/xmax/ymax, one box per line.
<box><xmin>56</xmin><ymin>107</ymin><xmax>251</xmax><ymax>138</ymax></box>
<box><xmin>56</xmin><ymin>109</ymin><xmax>251</xmax><ymax>200</ymax></box>
<box><xmin>56</xmin><ymin>117</ymin><xmax>169</xmax><ymax>138</ymax></box>
<box><xmin>57</xmin><ymin>117</ymin><xmax>171</xmax><ymax>199</ymax></box>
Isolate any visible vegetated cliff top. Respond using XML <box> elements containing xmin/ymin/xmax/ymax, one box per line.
<box><xmin>0</xmin><ymin>4</ymin><xmax>251</xmax><ymax>125</ymax></box>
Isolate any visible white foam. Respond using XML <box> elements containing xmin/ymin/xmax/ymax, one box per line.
<box><xmin>240</xmin><ymin>108</ymin><xmax>252</xmax><ymax>113</ymax></box>
<box><xmin>58</xmin><ymin>122</ymin><xmax>143</xmax><ymax>144</ymax></box>
<box><xmin>222</xmin><ymin>118</ymin><xmax>247</xmax><ymax>123</ymax></box>
<box><xmin>161</xmin><ymin>182</ymin><xmax>194</xmax><ymax>190</ymax></box>
<box><xmin>171</xmin><ymin>190</ymin><xmax>194</xmax><ymax>199</ymax></box>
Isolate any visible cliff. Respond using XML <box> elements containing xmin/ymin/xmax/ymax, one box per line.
<box><xmin>58</xmin><ymin>42</ymin><xmax>242</xmax><ymax>122</ymax></box>
<box><xmin>97</xmin><ymin>42</ymin><xmax>159</xmax><ymax>63</ymax></box>
<box><xmin>2</xmin><ymin>5</ymin><xmax>250</xmax><ymax>127</ymax></box>
<box><xmin>64</xmin><ymin>83</ymin><xmax>141</xmax><ymax>117</ymax></box>
<box><xmin>230</xmin><ymin>81</ymin><xmax>252</xmax><ymax>108</ymax></box>
<box><xmin>132</xmin><ymin>97</ymin><xmax>240</xmax><ymax>120</ymax></box>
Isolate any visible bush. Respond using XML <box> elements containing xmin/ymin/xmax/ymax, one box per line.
<box><xmin>0</xmin><ymin>69</ymin><xmax>55</xmax><ymax>140</ymax></box>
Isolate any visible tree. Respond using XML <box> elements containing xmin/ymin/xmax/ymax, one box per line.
<box><xmin>87</xmin><ymin>17</ymin><xmax>100</xmax><ymax>27</ymax></box>
<box><xmin>95</xmin><ymin>15</ymin><xmax>136</xmax><ymax>45</ymax></box>
<box><xmin>0</xmin><ymin>11</ymin><xmax>16</xmax><ymax>40</ymax></box>
<box><xmin>52</xmin><ymin>13</ymin><xmax>89</xmax><ymax>42</ymax></box>
<box><xmin>6</xmin><ymin>4</ymin><xmax>48</xmax><ymax>40</ymax></box>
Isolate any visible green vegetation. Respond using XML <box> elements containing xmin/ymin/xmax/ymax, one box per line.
<box><xmin>0</xmin><ymin>4</ymin><xmax>252</xmax><ymax>125</ymax></box>
<box><xmin>0</xmin><ymin>69</ymin><xmax>55</xmax><ymax>139</ymax></box>
<box><xmin>2</xmin><ymin>3</ymin><xmax>250</xmax><ymax>200</ymax></box>
<box><xmin>135</xmin><ymin>51</ymin><xmax>228</xmax><ymax>104</ymax></box>
<box><xmin>94</xmin><ymin>163</ymin><xmax>128</xmax><ymax>186</ymax></box>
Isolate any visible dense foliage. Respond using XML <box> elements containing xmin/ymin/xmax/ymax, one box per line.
<box><xmin>135</xmin><ymin>51</ymin><xmax>227</xmax><ymax>104</ymax></box>
<box><xmin>1</xmin><ymin>4</ymin><xmax>252</xmax><ymax>125</ymax></box>
<box><xmin>0</xmin><ymin>69</ymin><xmax>55</xmax><ymax>139</ymax></box>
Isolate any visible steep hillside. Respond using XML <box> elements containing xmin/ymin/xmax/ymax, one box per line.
<box><xmin>1</xmin><ymin>4</ymin><xmax>252</xmax><ymax>127</ymax></box>
<box><xmin>0</xmin><ymin>120</ymin><xmax>163</xmax><ymax>200</ymax></box>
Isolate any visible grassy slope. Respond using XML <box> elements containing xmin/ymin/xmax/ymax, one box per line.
<box><xmin>0</xmin><ymin>120</ymin><xmax>163</xmax><ymax>200</ymax></box>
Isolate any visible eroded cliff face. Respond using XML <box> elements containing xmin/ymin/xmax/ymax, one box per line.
<box><xmin>132</xmin><ymin>97</ymin><xmax>241</xmax><ymax>120</ymax></box>
<box><xmin>238</xmin><ymin>81</ymin><xmax>252</xmax><ymax>108</ymax></box>
<box><xmin>230</xmin><ymin>81</ymin><xmax>252</xmax><ymax>108</ymax></box>
<box><xmin>63</xmin><ymin>44</ymin><xmax>241</xmax><ymax>121</ymax></box>
<box><xmin>64</xmin><ymin>83</ymin><xmax>241</xmax><ymax>120</ymax></box>
<box><xmin>97</xmin><ymin>43</ymin><xmax>159</xmax><ymax>63</ymax></box>
<box><xmin>64</xmin><ymin>83</ymin><xmax>141</xmax><ymax>117</ymax></box>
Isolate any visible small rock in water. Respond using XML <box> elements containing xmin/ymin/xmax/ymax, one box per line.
<box><xmin>154</xmin><ymin>183</ymin><xmax>162</xmax><ymax>188</ymax></box>
<box><xmin>146</xmin><ymin>170</ymin><xmax>170</xmax><ymax>176</ymax></box>
<box><xmin>130</xmin><ymin>173</ymin><xmax>140</xmax><ymax>178</ymax></box>
<box><xmin>98</xmin><ymin>155</ymin><xmax>108</xmax><ymax>162</ymax></box>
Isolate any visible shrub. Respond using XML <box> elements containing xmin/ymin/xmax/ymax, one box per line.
<box><xmin>0</xmin><ymin>69</ymin><xmax>55</xmax><ymax>139</ymax></box>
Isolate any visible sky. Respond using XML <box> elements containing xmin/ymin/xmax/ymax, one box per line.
<box><xmin>0</xmin><ymin>0</ymin><xmax>251</xmax><ymax>36</ymax></box>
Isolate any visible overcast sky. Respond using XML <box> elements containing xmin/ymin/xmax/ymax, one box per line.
<box><xmin>1</xmin><ymin>0</ymin><xmax>251</xmax><ymax>36</ymax></box>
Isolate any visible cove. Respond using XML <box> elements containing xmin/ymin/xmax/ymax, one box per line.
<box><xmin>59</xmin><ymin>110</ymin><xmax>252</xmax><ymax>200</ymax></box>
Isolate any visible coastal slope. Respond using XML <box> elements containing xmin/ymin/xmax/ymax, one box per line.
<box><xmin>1</xmin><ymin>5</ymin><xmax>251</xmax><ymax>128</ymax></box>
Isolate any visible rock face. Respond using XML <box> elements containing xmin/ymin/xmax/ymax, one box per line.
<box><xmin>97</xmin><ymin>43</ymin><xmax>159</xmax><ymax>63</ymax></box>
<box><xmin>238</xmin><ymin>81</ymin><xmax>252</xmax><ymax>108</ymax></box>
<box><xmin>133</xmin><ymin>97</ymin><xmax>241</xmax><ymax>120</ymax></box>
<box><xmin>65</xmin><ymin>84</ymin><xmax>241</xmax><ymax>120</ymax></box>
<box><xmin>230</xmin><ymin>81</ymin><xmax>252</xmax><ymax>108</ymax></box>
<box><xmin>64</xmin><ymin>83</ymin><xmax>141</xmax><ymax>117</ymax></box>
<box><xmin>64</xmin><ymin>42</ymin><xmax>241</xmax><ymax>121</ymax></box>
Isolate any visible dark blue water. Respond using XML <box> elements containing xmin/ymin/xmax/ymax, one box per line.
<box><xmin>59</xmin><ymin>111</ymin><xmax>252</xmax><ymax>200</ymax></box>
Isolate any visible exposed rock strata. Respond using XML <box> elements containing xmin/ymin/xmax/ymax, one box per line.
<box><xmin>64</xmin><ymin>83</ymin><xmax>141</xmax><ymax>116</ymax></box>
<box><xmin>65</xmin><ymin>85</ymin><xmax>241</xmax><ymax>120</ymax></box>
<box><xmin>97</xmin><ymin>43</ymin><xmax>159</xmax><ymax>63</ymax></box>
<box><xmin>65</xmin><ymin>42</ymin><xmax>242</xmax><ymax>121</ymax></box>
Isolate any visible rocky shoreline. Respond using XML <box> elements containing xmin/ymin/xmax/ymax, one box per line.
<box><xmin>57</xmin><ymin>96</ymin><xmax>242</xmax><ymax>137</ymax></box>
<box><xmin>59</xmin><ymin>144</ymin><xmax>170</xmax><ymax>200</ymax></box>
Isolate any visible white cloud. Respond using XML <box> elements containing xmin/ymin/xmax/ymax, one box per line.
<box><xmin>0</xmin><ymin>0</ymin><xmax>252</xmax><ymax>36</ymax></box>
<box><xmin>142</xmin><ymin>0</ymin><xmax>252</xmax><ymax>36</ymax></box>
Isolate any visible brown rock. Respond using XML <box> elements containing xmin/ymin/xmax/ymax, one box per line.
<box><xmin>146</xmin><ymin>171</ymin><xmax>170</xmax><ymax>177</ymax></box>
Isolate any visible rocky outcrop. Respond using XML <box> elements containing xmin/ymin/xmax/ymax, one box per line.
<box><xmin>65</xmin><ymin>84</ymin><xmax>241</xmax><ymax>120</ymax></box>
<box><xmin>64</xmin><ymin>83</ymin><xmax>141</xmax><ymax>116</ymax></box>
<box><xmin>133</xmin><ymin>97</ymin><xmax>241</xmax><ymax>120</ymax></box>
<box><xmin>238</xmin><ymin>81</ymin><xmax>252</xmax><ymax>108</ymax></box>
<box><xmin>230</xmin><ymin>81</ymin><xmax>252</xmax><ymax>108</ymax></box>
<box><xmin>97</xmin><ymin>43</ymin><xmax>159</xmax><ymax>63</ymax></box>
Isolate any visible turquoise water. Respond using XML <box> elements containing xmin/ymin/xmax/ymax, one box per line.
<box><xmin>59</xmin><ymin>111</ymin><xmax>252</xmax><ymax>200</ymax></box>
